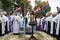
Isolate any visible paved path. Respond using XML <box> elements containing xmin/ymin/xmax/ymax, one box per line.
<box><xmin>0</xmin><ymin>31</ymin><xmax>56</xmax><ymax>40</ymax></box>
<box><xmin>0</xmin><ymin>33</ymin><xmax>12</xmax><ymax>40</ymax></box>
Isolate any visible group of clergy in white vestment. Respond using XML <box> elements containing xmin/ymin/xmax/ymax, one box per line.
<box><xmin>0</xmin><ymin>10</ymin><xmax>41</xmax><ymax>36</ymax></box>
<box><xmin>40</xmin><ymin>11</ymin><xmax>60</xmax><ymax>40</ymax></box>
<box><xmin>0</xmin><ymin>11</ymin><xmax>20</xmax><ymax>36</ymax></box>
<box><xmin>0</xmin><ymin>7</ymin><xmax>60</xmax><ymax>40</ymax></box>
<box><xmin>0</xmin><ymin>11</ymin><xmax>9</xmax><ymax>36</ymax></box>
<box><xmin>40</xmin><ymin>7</ymin><xmax>60</xmax><ymax>40</ymax></box>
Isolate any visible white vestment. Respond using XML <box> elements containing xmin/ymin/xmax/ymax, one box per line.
<box><xmin>3</xmin><ymin>15</ymin><xmax>9</xmax><ymax>32</ymax></box>
<box><xmin>50</xmin><ymin>16</ymin><xmax>56</xmax><ymax>34</ymax></box>
<box><xmin>41</xmin><ymin>17</ymin><xmax>45</xmax><ymax>27</ymax></box>
<box><xmin>20</xmin><ymin>17</ymin><xmax>23</xmax><ymax>27</ymax></box>
<box><xmin>13</xmin><ymin>15</ymin><xmax>20</xmax><ymax>33</ymax></box>
<box><xmin>56</xmin><ymin>14</ymin><xmax>60</xmax><ymax>35</ymax></box>
<box><xmin>0</xmin><ymin>16</ymin><xmax>5</xmax><ymax>34</ymax></box>
<box><xmin>44</xmin><ymin>17</ymin><xmax>49</xmax><ymax>31</ymax></box>
<box><xmin>36</xmin><ymin>18</ymin><xmax>40</xmax><ymax>26</ymax></box>
<box><xmin>1</xmin><ymin>15</ymin><xmax>7</xmax><ymax>34</ymax></box>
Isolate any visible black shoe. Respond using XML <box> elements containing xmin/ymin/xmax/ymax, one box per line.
<box><xmin>13</xmin><ymin>33</ymin><xmax>20</xmax><ymax>35</ymax></box>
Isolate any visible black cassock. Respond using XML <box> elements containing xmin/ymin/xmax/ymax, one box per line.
<box><xmin>55</xmin><ymin>14</ymin><xmax>60</xmax><ymax>40</ymax></box>
<box><xmin>5</xmin><ymin>21</ymin><xmax>8</xmax><ymax>34</ymax></box>
<box><xmin>0</xmin><ymin>23</ymin><xmax>2</xmax><ymax>36</ymax></box>
<box><xmin>47</xmin><ymin>21</ymin><xmax>51</xmax><ymax>34</ymax></box>
<box><xmin>44</xmin><ymin>17</ymin><xmax>50</xmax><ymax>33</ymax></box>
<box><xmin>46</xmin><ymin>15</ymin><xmax>52</xmax><ymax>34</ymax></box>
<box><xmin>3</xmin><ymin>15</ymin><xmax>9</xmax><ymax>34</ymax></box>
<box><xmin>56</xmin><ymin>21</ymin><xmax>60</xmax><ymax>40</ymax></box>
<box><xmin>49</xmin><ymin>16</ymin><xmax>58</xmax><ymax>37</ymax></box>
<box><xmin>50</xmin><ymin>21</ymin><xmax>57</xmax><ymax>37</ymax></box>
<box><xmin>56</xmin><ymin>20</ymin><xmax>60</xmax><ymax>36</ymax></box>
<box><xmin>53</xmin><ymin>22</ymin><xmax>57</xmax><ymax>37</ymax></box>
<box><xmin>0</xmin><ymin>16</ymin><xmax>5</xmax><ymax>36</ymax></box>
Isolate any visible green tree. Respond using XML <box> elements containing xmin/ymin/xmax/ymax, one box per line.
<box><xmin>0</xmin><ymin>0</ymin><xmax>13</xmax><ymax>14</ymax></box>
<box><xmin>34</xmin><ymin>0</ymin><xmax>51</xmax><ymax>17</ymax></box>
<box><xmin>16</xmin><ymin>0</ymin><xmax>32</xmax><ymax>16</ymax></box>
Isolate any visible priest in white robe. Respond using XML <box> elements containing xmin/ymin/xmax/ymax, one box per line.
<box><xmin>0</xmin><ymin>13</ymin><xmax>5</xmax><ymax>36</ymax></box>
<box><xmin>13</xmin><ymin>13</ymin><xmax>20</xmax><ymax>35</ymax></box>
<box><xmin>44</xmin><ymin>12</ymin><xmax>52</xmax><ymax>34</ymax></box>
<box><xmin>2</xmin><ymin>11</ymin><xmax>9</xmax><ymax>34</ymax></box>
<box><xmin>44</xmin><ymin>16</ymin><xmax>48</xmax><ymax>32</ymax></box>
<box><xmin>0</xmin><ymin>15</ymin><xmax>2</xmax><ymax>36</ymax></box>
<box><xmin>56</xmin><ymin>15</ymin><xmax>60</xmax><ymax>40</ymax></box>
<box><xmin>50</xmin><ymin>13</ymin><xmax>57</xmax><ymax>37</ymax></box>
<box><xmin>55</xmin><ymin>14</ymin><xmax>60</xmax><ymax>36</ymax></box>
<box><xmin>56</xmin><ymin>7</ymin><xmax>60</xmax><ymax>40</ymax></box>
<box><xmin>36</xmin><ymin>17</ymin><xmax>40</xmax><ymax>30</ymax></box>
<box><xmin>0</xmin><ymin>12</ymin><xmax>5</xmax><ymax>36</ymax></box>
<box><xmin>20</xmin><ymin>15</ymin><xmax>23</xmax><ymax>27</ymax></box>
<box><xmin>44</xmin><ymin>13</ymin><xmax>49</xmax><ymax>32</ymax></box>
<box><xmin>36</xmin><ymin>17</ymin><xmax>40</xmax><ymax>26</ymax></box>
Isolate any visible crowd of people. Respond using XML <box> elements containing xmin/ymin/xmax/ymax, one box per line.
<box><xmin>0</xmin><ymin>7</ymin><xmax>60</xmax><ymax>40</ymax></box>
<box><xmin>0</xmin><ymin>10</ymin><xmax>40</xmax><ymax>36</ymax></box>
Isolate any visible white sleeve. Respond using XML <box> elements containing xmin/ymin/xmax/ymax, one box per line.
<box><xmin>17</xmin><ymin>16</ymin><xmax>20</xmax><ymax>22</ymax></box>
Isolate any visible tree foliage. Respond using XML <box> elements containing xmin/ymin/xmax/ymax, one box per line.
<box><xmin>16</xmin><ymin>0</ymin><xmax>32</xmax><ymax>16</ymax></box>
<box><xmin>0</xmin><ymin>0</ymin><xmax>51</xmax><ymax>16</ymax></box>
<box><xmin>16</xmin><ymin>0</ymin><xmax>31</xmax><ymax>10</ymax></box>
<box><xmin>34</xmin><ymin>0</ymin><xmax>51</xmax><ymax>17</ymax></box>
<box><xmin>0</xmin><ymin>0</ymin><xmax>13</xmax><ymax>14</ymax></box>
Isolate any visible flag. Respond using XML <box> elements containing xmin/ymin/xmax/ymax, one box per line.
<box><xmin>34</xmin><ymin>6</ymin><xmax>41</xmax><ymax>13</ymax></box>
<box><xmin>24</xmin><ymin>8</ymin><xmax>28</xmax><ymax>15</ymax></box>
<box><xmin>36</xmin><ymin>6</ymin><xmax>41</xmax><ymax>11</ymax></box>
<box><xmin>18</xmin><ymin>6</ymin><xmax>22</xmax><ymax>10</ymax></box>
<box><xmin>45</xmin><ymin>1</ymin><xmax>49</xmax><ymax>6</ymax></box>
<box><xmin>16</xmin><ymin>6</ymin><xmax>22</xmax><ymax>11</ymax></box>
<box><xmin>44</xmin><ymin>0</ymin><xmax>49</xmax><ymax>9</ymax></box>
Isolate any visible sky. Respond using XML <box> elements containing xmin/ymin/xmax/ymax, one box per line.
<box><xmin>41</xmin><ymin>0</ymin><xmax>60</xmax><ymax>13</ymax></box>
<box><xmin>30</xmin><ymin>0</ymin><xmax>60</xmax><ymax>13</ymax></box>
<box><xmin>30</xmin><ymin>0</ymin><xmax>35</xmax><ymax>10</ymax></box>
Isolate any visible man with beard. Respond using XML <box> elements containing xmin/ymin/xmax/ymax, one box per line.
<box><xmin>55</xmin><ymin>7</ymin><xmax>60</xmax><ymax>40</ymax></box>
<box><xmin>12</xmin><ymin>12</ymin><xmax>20</xmax><ymax>35</ymax></box>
